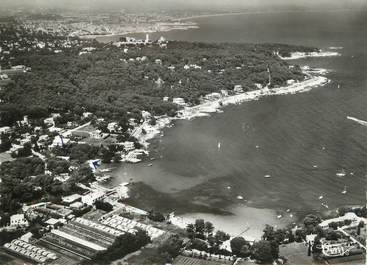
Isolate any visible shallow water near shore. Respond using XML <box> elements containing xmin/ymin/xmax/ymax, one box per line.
<box><xmin>106</xmin><ymin>9</ymin><xmax>367</xmax><ymax>238</ymax></box>
<box><xmin>180</xmin><ymin>205</ymin><xmax>294</xmax><ymax>240</ymax></box>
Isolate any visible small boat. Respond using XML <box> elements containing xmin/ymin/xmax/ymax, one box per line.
<box><xmin>286</xmin><ymin>209</ymin><xmax>291</xmax><ymax>213</ymax></box>
<box><xmin>147</xmin><ymin>163</ymin><xmax>153</xmax><ymax>167</ymax></box>
<box><xmin>255</xmin><ymin>145</ymin><xmax>260</xmax><ymax>149</ymax></box>
<box><xmin>290</xmin><ymin>214</ymin><xmax>293</xmax><ymax>218</ymax></box>
<box><xmin>100</xmin><ymin>168</ymin><xmax>112</xmax><ymax>173</ymax></box>
<box><xmin>318</xmin><ymin>195</ymin><xmax>324</xmax><ymax>200</ymax></box>
<box><xmin>227</xmin><ymin>186</ymin><xmax>231</xmax><ymax>190</ymax></box>
<box><xmin>217</xmin><ymin>141</ymin><xmax>221</xmax><ymax>150</ymax></box>
<box><xmin>321</xmin><ymin>202</ymin><xmax>329</xmax><ymax>209</ymax></box>
<box><xmin>313</xmin><ymin>165</ymin><xmax>318</xmax><ymax>168</ymax></box>
<box><xmin>336</xmin><ymin>169</ymin><xmax>346</xmax><ymax>177</ymax></box>
<box><xmin>264</xmin><ymin>175</ymin><xmax>271</xmax><ymax>178</ymax></box>
<box><xmin>337</xmin><ymin>84</ymin><xmax>340</xmax><ymax>88</ymax></box>
<box><xmin>237</xmin><ymin>195</ymin><xmax>244</xmax><ymax>200</ymax></box>
<box><xmin>277</xmin><ymin>215</ymin><xmax>282</xmax><ymax>219</ymax></box>
<box><xmin>341</xmin><ymin>185</ymin><xmax>347</xmax><ymax>194</ymax></box>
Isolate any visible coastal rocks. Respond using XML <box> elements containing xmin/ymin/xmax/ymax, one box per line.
<box><xmin>278</xmin><ymin>50</ymin><xmax>341</xmax><ymax>60</ymax></box>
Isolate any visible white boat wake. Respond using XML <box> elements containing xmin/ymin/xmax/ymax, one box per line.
<box><xmin>347</xmin><ymin>116</ymin><xmax>367</xmax><ymax>126</ymax></box>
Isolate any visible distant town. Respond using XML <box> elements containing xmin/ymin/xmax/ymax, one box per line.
<box><xmin>1</xmin><ymin>9</ymin><xmax>205</xmax><ymax>38</ymax></box>
<box><xmin>0</xmin><ymin>11</ymin><xmax>366</xmax><ymax>265</ymax></box>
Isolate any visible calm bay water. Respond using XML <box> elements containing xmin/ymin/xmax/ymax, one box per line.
<box><xmin>106</xmin><ymin>10</ymin><xmax>367</xmax><ymax>237</ymax></box>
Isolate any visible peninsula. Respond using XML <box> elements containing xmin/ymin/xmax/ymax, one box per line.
<box><xmin>0</xmin><ymin>18</ymin><xmax>364</xmax><ymax>265</ymax></box>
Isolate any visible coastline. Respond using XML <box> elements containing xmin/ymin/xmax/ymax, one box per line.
<box><xmin>110</xmin><ymin>51</ymin><xmax>339</xmax><ymax>239</ymax></box>
<box><xmin>132</xmin><ymin>70</ymin><xmax>330</xmax><ymax>150</ymax></box>
<box><xmin>174</xmin><ymin>8</ymin><xmax>362</xmax><ymax>22</ymax></box>
<box><xmin>279</xmin><ymin>50</ymin><xmax>341</xmax><ymax>60</ymax></box>
<box><xmin>79</xmin><ymin>24</ymin><xmax>199</xmax><ymax>40</ymax></box>
<box><xmin>130</xmin><ymin>49</ymin><xmax>341</xmax><ymax>150</ymax></box>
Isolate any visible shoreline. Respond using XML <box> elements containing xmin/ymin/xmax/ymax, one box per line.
<box><xmin>108</xmin><ymin>52</ymin><xmax>338</xmax><ymax>238</ymax></box>
<box><xmin>279</xmin><ymin>50</ymin><xmax>341</xmax><ymax>60</ymax></box>
<box><xmin>132</xmin><ymin>70</ymin><xmax>330</xmax><ymax>150</ymax></box>
<box><xmin>174</xmin><ymin>8</ymin><xmax>364</xmax><ymax>22</ymax></box>
<box><xmin>79</xmin><ymin>24</ymin><xmax>199</xmax><ymax>40</ymax></box>
<box><xmin>129</xmin><ymin>50</ymin><xmax>341</xmax><ymax>150</ymax></box>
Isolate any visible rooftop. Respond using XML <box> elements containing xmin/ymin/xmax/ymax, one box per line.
<box><xmin>50</xmin><ymin>229</ymin><xmax>107</xmax><ymax>251</ymax></box>
<box><xmin>62</xmin><ymin>194</ymin><xmax>82</xmax><ymax>203</ymax></box>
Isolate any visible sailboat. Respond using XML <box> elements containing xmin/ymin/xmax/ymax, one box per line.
<box><xmin>341</xmin><ymin>185</ymin><xmax>347</xmax><ymax>194</ymax></box>
<box><xmin>336</xmin><ymin>169</ymin><xmax>346</xmax><ymax>177</ymax></box>
<box><xmin>217</xmin><ymin>141</ymin><xmax>221</xmax><ymax>150</ymax></box>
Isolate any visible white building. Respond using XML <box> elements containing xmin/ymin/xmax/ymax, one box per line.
<box><xmin>70</xmin><ymin>201</ymin><xmax>84</xmax><ymax>210</ymax></box>
<box><xmin>82</xmin><ymin>112</ymin><xmax>93</xmax><ymax>118</ymax></box>
<box><xmin>141</xmin><ymin>111</ymin><xmax>151</xmax><ymax>120</ymax></box>
<box><xmin>233</xmin><ymin>85</ymin><xmax>243</xmax><ymax>93</ymax></box>
<box><xmin>123</xmin><ymin>141</ymin><xmax>135</xmax><ymax>151</ymax></box>
<box><xmin>20</xmin><ymin>232</ymin><xmax>33</xmax><ymax>243</ymax></box>
<box><xmin>62</xmin><ymin>194</ymin><xmax>82</xmax><ymax>205</ymax></box>
<box><xmin>204</xmin><ymin>92</ymin><xmax>222</xmax><ymax>101</ymax></box>
<box><xmin>44</xmin><ymin>117</ymin><xmax>55</xmax><ymax>127</ymax></box>
<box><xmin>107</xmin><ymin>122</ymin><xmax>118</xmax><ymax>132</ymax></box>
<box><xmin>220</xmin><ymin>89</ymin><xmax>229</xmax><ymax>97</ymax></box>
<box><xmin>45</xmin><ymin>218</ymin><xmax>65</xmax><ymax>228</ymax></box>
<box><xmin>158</xmin><ymin>36</ymin><xmax>166</xmax><ymax>43</ymax></box>
<box><xmin>255</xmin><ymin>83</ymin><xmax>263</xmax><ymax>89</ymax></box>
<box><xmin>306</xmin><ymin>234</ymin><xmax>317</xmax><ymax>246</ymax></box>
<box><xmin>51</xmin><ymin>135</ymin><xmax>69</xmax><ymax>147</ymax></box>
<box><xmin>0</xmin><ymin>126</ymin><xmax>11</xmax><ymax>134</ymax></box>
<box><xmin>81</xmin><ymin>191</ymin><xmax>105</xmax><ymax>206</ymax></box>
<box><xmin>90</xmin><ymin>130</ymin><xmax>102</xmax><ymax>139</ymax></box>
<box><xmin>172</xmin><ymin>97</ymin><xmax>186</xmax><ymax>106</ymax></box>
<box><xmin>10</xmin><ymin>214</ymin><xmax>29</xmax><ymax>227</ymax></box>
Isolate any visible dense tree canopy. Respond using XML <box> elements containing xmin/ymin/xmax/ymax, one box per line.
<box><xmin>0</xmin><ymin>157</ymin><xmax>45</xmax><ymax>212</ymax></box>
<box><xmin>1</xmin><ymin>41</ymin><xmax>308</xmax><ymax>126</ymax></box>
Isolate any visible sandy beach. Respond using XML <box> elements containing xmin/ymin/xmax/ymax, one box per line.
<box><xmin>176</xmin><ymin>206</ymin><xmax>294</xmax><ymax>241</ymax></box>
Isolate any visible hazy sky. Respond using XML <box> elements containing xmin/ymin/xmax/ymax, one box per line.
<box><xmin>2</xmin><ymin>0</ymin><xmax>367</xmax><ymax>11</ymax></box>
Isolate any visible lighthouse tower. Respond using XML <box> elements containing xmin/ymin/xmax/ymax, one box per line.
<box><xmin>145</xmin><ymin>34</ymin><xmax>150</xmax><ymax>44</ymax></box>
